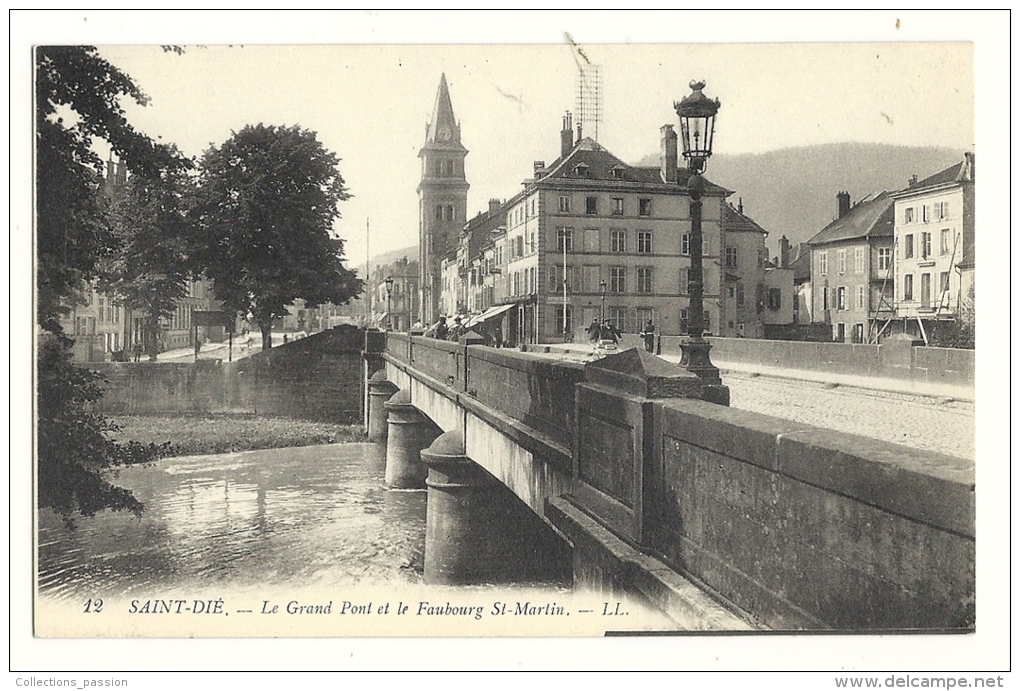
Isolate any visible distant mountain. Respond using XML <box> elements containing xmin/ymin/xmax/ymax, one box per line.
<box><xmin>636</xmin><ymin>143</ymin><xmax>965</xmax><ymax>257</ymax></box>
<box><xmin>350</xmin><ymin>244</ymin><xmax>418</xmax><ymax>278</ymax></box>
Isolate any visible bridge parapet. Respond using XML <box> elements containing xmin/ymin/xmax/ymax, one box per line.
<box><xmin>379</xmin><ymin>333</ymin><xmax>975</xmax><ymax>630</ymax></box>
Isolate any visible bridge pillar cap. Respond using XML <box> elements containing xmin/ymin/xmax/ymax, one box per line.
<box><xmin>370</xmin><ymin>369</ymin><xmax>389</xmax><ymax>381</ymax></box>
<box><xmin>422</xmin><ymin>429</ymin><xmax>466</xmax><ymax>460</ymax></box>
<box><xmin>384</xmin><ymin>388</ymin><xmax>412</xmax><ymax>407</ymax></box>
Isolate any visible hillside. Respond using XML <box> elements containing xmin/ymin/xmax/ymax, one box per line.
<box><xmin>636</xmin><ymin>143</ymin><xmax>965</xmax><ymax>256</ymax></box>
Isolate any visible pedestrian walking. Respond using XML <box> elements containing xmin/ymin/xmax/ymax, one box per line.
<box><xmin>434</xmin><ymin>316</ymin><xmax>449</xmax><ymax>340</ymax></box>
<box><xmin>587</xmin><ymin>318</ymin><xmax>601</xmax><ymax>343</ymax></box>
<box><xmin>640</xmin><ymin>319</ymin><xmax>656</xmax><ymax>353</ymax></box>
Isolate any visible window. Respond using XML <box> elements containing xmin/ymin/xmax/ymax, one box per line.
<box><xmin>610</xmin><ymin>266</ymin><xmax>626</xmax><ymax>293</ymax></box>
<box><xmin>728</xmin><ymin>286</ymin><xmax>735</xmax><ymax>299</ymax></box>
<box><xmin>725</xmin><ymin>247</ymin><xmax>738</xmax><ymax>268</ymax></box>
<box><xmin>639</xmin><ymin>198</ymin><xmax>652</xmax><ymax>216</ymax></box>
<box><xmin>435</xmin><ymin>205</ymin><xmax>443</xmax><ymax>221</ymax></box>
<box><xmin>637</xmin><ymin>267</ymin><xmax>653</xmax><ymax>294</ymax></box>
<box><xmin>818</xmin><ymin>251</ymin><xmax>828</xmax><ymax>275</ymax></box>
<box><xmin>549</xmin><ymin>265</ymin><xmax>573</xmax><ymax>293</ymax></box>
<box><xmin>878</xmin><ymin>247</ymin><xmax>892</xmax><ymax>271</ymax></box>
<box><xmin>558</xmin><ymin>196</ymin><xmax>571</xmax><ymax>213</ymax></box>
<box><xmin>529</xmin><ymin>231</ymin><xmax>535</xmax><ymax>254</ymax></box>
<box><xmin>736</xmin><ymin>284</ymin><xmax>745</xmax><ymax>306</ymax></box>
<box><xmin>554</xmin><ymin>305</ymin><xmax>573</xmax><ymax>333</ymax></box>
<box><xmin>637</xmin><ymin>231</ymin><xmax>653</xmax><ymax>254</ymax></box>
<box><xmin>574</xmin><ymin>163</ymin><xmax>590</xmax><ymax>177</ymax></box>
<box><xmin>556</xmin><ymin>227</ymin><xmax>573</xmax><ymax>253</ymax></box>
<box><xmin>904</xmin><ymin>234</ymin><xmax>914</xmax><ymax>259</ymax></box>
<box><xmin>679</xmin><ymin>268</ymin><xmax>689</xmax><ymax>294</ymax></box>
<box><xmin>936</xmin><ymin>201</ymin><xmax>949</xmax><ymax>220</ymax></box>
<box><xmin>822</xmin><ymin>289</ymin><xmax>830</xmax><ymax>311</ymax></box>
<box><xmin>582</xmin><ymin>265</ymin><xmax>600</xmax><ymax>293</ymax></box>
<box><xmin>920</xmin><ymin>273</ymin><xmax>932</xmax><ymax>308</ymax></box>
<box><xmin>904</xmin><ymin>207</ymin><xmax>914</xmax><ymax>224</ymax></box>
<box><xmin>767</xmin><ymin>288</ymin><xmax>782</xmax><ymax>311</ymax></box>
<box><xmin>837</xmin><ymin>248</ymin><xmax>847</xmax><ymax>274</ymax></box>
<box><xmin>681</xmin><ymin>234</ymin><xmax>690</xmax><ymax>256</ymax></box>
<box><xmin>940</xmin><ymin>228</ymin><xmax>950</xmax><ymax>255</ymax></box>
<box><xmin>920</xmin><ymin>232</ymin><xmax>932</xmax><ymax>259</ymax></box>
<box><xmin>922</xmin><ymin>205</ymin><xmax>930</xmax><ymax>223</ymax></box>
<box><xmin>446</xmin><ymin>205</ymin><xmax>455</xmax><ymax>221</ymax></box>
<box><xmin>636</xmin><ymin>308</ymin><xmax>655</xmax><ymax>329</ymax></box>
<box><xmin>854</xmin><ymin>247</ymin><xmax>865</xmax><ymax>274</ymax></box>
<box><xmin>857</xmin><ymin>285</ymin><xmax>865</xmax><ymax>310</ymax></box>
<box><xmin>837</xmin><ymin>287</ymin><xmax>846</xmax><ymax>310</ymax></box>
<box><xmin>583</xmin><ymin>228</ymin><xmax>600</xmax><ymax>252</ymax></box>
<box><xmin>585</xmin><ymin>196</ymin><xmax>598</xmax><ymax>215</ymax></box>
<box><xmin>611</xmin><ymin>197</ymin><xmax>624</xmax><ymax>215</ymax></box>
<box><xmin>611</xmin><ymin>229</ymin><xmax>626</xmax><ymax>253</ymax></box>
<box><xmin>680</xmin><ymin>309</ymin><xmax>688</xmax><ymax>332</ymax></box>
<box><xmin>609</xmin><ymin>307</ymin><xmax>628</xmax><ymax>332</ymax></box>
<box><xmin>939</xmin><ymin>271</ymin><xmax>950</xmax><ymax>295</ymax></box>
<box><xmin>757</xmin><ymin>248</ymin><xmax>764</xmax><ymax>268</ymax></box>
<box><xmin>903</xmin><ymin>274</ymin><xmax>914</xmax><ymax>301</ymax></box>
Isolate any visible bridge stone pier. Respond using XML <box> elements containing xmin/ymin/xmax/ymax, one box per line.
<box><xmin>366</xmin><ymin>332</ymin><xmax>974</xmax><ymax>631</ymax></box>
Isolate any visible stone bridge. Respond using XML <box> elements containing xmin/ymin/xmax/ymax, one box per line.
<box><xmin>366</xmin><ymin>331</ymin><xmax>974</xmax><ymax>632</ymax></box>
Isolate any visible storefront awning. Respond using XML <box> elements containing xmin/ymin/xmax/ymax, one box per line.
<box><xmin>465</xmin><ymin>303</ymin><xmax>514</xmax><ymax>328</ymax></box>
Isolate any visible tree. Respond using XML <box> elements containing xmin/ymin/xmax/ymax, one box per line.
<box><xmin>35</xmin><ymin>46</ymin><xmax>181</xmax><ymax>524</ymax></box>
<box><xmin>37</xmin><ymin>334</ymin><xmax>169</xmax><ymax>528</ymax></box>
<box><xmin>102</xmin><ymin>146</ymin><xmax>196</xmax><ymax>361</ymax></box>
<box><xmin>35</xmin><ymin>46</ymin><xmax>180</xmax><ymax>331</ymax></box>
<box><xmin>192</xmin><ymin>124</ymin><xmax>363</xmax><ymax>348</ymax></box>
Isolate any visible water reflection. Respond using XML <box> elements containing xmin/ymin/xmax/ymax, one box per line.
<box><xmin>38</xmin><ymin>444</ymin><xmax>427</xmax><ymax>601</ymax></box>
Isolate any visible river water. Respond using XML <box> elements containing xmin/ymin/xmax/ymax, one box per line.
<box><xmin>38</xmin><ymin>443</ymin><xmax>428</xmax><ymax>601</ymax></box>
<box><xmin>36</xmin><ymin>443</ymin><xmax>679</xmax><ymax>636</ymax></box>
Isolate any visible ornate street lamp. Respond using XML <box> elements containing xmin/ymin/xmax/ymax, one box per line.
<box><xmin>384</xmin><ymin>276</ymin><xmax>394</xmax><ymax>330</ymax></box>
<box><xmin>599</xmin><ymin>279</ymin><xmax>607</xmax><ymax>324</ymax></box>
<box><xmin>675</xmin><ymin>80</ymin><xmax>722</xmax><ymax>384</ymax></box>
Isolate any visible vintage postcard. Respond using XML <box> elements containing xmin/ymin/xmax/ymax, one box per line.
<box><xmin>16</xmin><ymin>10</ymin><xmax>1008</xmax><ymax>673</ymax></box>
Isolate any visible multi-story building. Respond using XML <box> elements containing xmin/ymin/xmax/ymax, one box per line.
<box><xmin>365</xmin><ymin>257</ymin><xmax>419</xmax><ymax>331</ymax></box>
<box><xmin>719</xmin><ymin>200</ymin><xmax>769</xmax><ymax>338</ymax></box>
<box><xmin>418</xmin><ymin>74</ymin><xmax>469</xmax><ymax>325</ymax></box>
<box><xmin>890</xmin><ymin>154</ymin><xmax>975</xmax><ymax>342</ymax></box>
<box><xmin>805</xmin><ymin>191</ymin><xmax>896</xmax><ymax>343</ymax></box>
<box><xmin>486</xmin><ymin>114</ymin><xmax>765</xmax><ymax>344</ymax></box>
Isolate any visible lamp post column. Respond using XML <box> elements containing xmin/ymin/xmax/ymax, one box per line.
<box><xmin>679</xmin><ymin>175</ymin><xmax>722</xmax><ymax>385</ymax></box>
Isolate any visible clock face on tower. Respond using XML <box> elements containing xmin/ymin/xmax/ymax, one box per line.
<box><xmin>438</xmin><ymin>126</ymin><xmax>452</xmax><ymax>141</ymax></box>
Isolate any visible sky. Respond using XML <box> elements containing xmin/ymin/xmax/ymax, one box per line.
<box><xmin>11</xmin><ymin>10</ymin><xmax>1012</xmax><ymax>672</ymax></box>
<box><xmin>89</xmin><ymin>39</ymin><xmax>975</xmax><ymax>269</ymax></box>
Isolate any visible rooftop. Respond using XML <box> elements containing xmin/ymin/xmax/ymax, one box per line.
<box><xmin>806</xmin><ymin>191</ymin><xmax>895</xmax><ymax>245</ymax></box>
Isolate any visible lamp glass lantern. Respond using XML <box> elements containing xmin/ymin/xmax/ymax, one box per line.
<box><xmin>675</xmin><ymin>80</ymin><xmax>720</xmax><ymax>174</ymax></box>
<box><xmin>384</xmin><ymin>276</ymin><xmax>394</xmax><ymax>330</ymax></box>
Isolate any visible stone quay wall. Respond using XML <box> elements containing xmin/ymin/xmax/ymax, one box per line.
<box><xmin>91</xmin><ymin>327</ymin><xmax>365</xmax><ymax>422</ymax></box>
<box><xmin>615</xmin><ymin>334</ymin><xmax>974</xmax><ymax>391</ymax></box>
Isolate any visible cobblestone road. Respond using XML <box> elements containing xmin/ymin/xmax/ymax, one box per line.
<box><xmin>724</xmin><ymin>372</ymin><xmax>975</xmax><ymax>460</ymax></box>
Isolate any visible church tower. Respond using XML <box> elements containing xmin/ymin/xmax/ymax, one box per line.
<box><xmin>418</xmin><ymin>73</ymin><xmax>469</xmax><ymax>324</ymax></box>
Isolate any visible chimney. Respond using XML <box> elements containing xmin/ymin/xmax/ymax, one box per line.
<box><xmin>533</xmin><ymin>161</ymin><xmax>545</xmax><ymax>175</ymax></box>
<box><xmin>962</xmin><ymin>152</ymin><xmax>974</xmax><ymax>181</ymax></box>
<box><xmin>779</xmin><ymin>235</ymin><xmax>791</xmax><ymax>269</ymax></box>
<box><xmin>660</xmin><ymin>124</ymin><xmax>678</xmax><ymax>184</ymax></box>
<box><xmin>908</xmin><ymin>174</ymin><xmax>918</xmax><ymax>187</ymax></box>
<box><xmin>488</xmin><ymin>198</ymin><xmax>501</xmax><ymax>215</ymax></box>
<box><xmin>837</xmin><ymin>191</ymin><xmax>851</xmax><ymax>218</ymax></box>
<box><xmin>738</xmin><ymin>197</ymin><xmax>744</xmax><ymax>214</ymax></box>
<box><xmin>561</xmin><ymin>112</ymin><xmax>574</xmax><ymax>158</ymax></box>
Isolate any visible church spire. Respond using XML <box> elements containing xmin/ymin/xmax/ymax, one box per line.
<box><xmin>426</xmin><ymin>73</ymin><xmax>461</xmax><ymax>145</ymax></box>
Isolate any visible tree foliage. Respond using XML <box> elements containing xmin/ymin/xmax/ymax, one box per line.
<box><xmin>37</xmin><ymin>334</ymin><xmax>170</xmax><ymax>528</ymax></box>
<box><xmin>192</xmin><ymin>124</ymin><xmax>363</xmax><ymax>348</ymax></box>
<box><xmin>35</xmin><ymin>46</ymin><xmax>182</xmax><ymax>331</ymax></box>
<box><xmin>35</xmin><ymin>46</ymin><xmax>181</xmax><ymax>524</ymax></box>
<box><xmin>101</xmin><ymin>146</ymin><xmax>196</xmax><ymax>360</ymax></box>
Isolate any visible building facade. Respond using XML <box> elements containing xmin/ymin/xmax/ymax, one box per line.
<box><xmin>890</xmin><ymin>154</ymin><xmax>975</xmax><ymax>341</ymax></box>
<box><xmin>418</xmin><ymin>74</ymin><xmax>469</xmax><ymax>325</ymax></box>
<box><xmin>806</xmin><ymin>191</ymin><xmax>896</xmax><ymax>343</ymax></box>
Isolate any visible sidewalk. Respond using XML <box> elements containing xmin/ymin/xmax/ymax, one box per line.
<box><xmin>532</xmin><ymin>342</ymin><xmax>974</xmax><ymax>402</ymax></box>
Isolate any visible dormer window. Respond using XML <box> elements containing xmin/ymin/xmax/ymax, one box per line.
<box><xmin>573</xmin><ymin>162</ymin><xmax>590</xmax><ymax>178</ymax></box>
<box><xmin>610</xmin><ymin>165</ymin><xmax>626</xmax><ymax>180</ymax></box>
